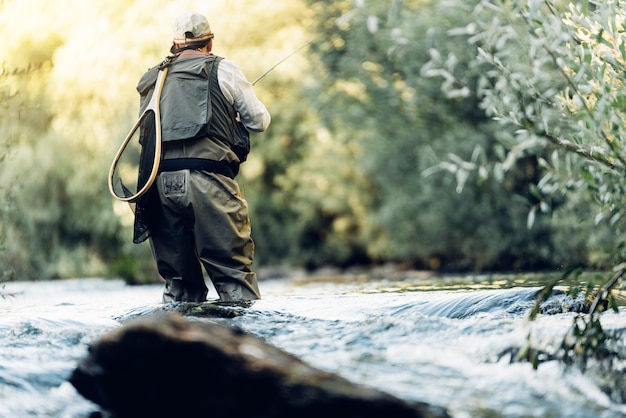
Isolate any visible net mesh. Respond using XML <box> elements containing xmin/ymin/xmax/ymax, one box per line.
<box><xmin>110</xmin><ymin>110</ymin><xmax>159</xmax><ymax>243</ymax></box>
<box><xmin>133</xmin><ymin>110</ymin><xmax>158</xmax><ymax>243</ymax></box>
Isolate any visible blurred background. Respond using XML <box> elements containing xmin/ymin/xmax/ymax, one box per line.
<box><xmin>0</xmin><ymin>0</ymin><xmax>616</xmax><ymax>284</ymax></box>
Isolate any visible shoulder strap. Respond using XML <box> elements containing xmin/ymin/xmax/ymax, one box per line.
<box><xmin>202</xmin><ymin>58</ymin><xmax>217</xmax><ymax>126</ymax></box>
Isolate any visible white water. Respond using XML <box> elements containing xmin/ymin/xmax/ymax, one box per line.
<box><xmin>1</xmin><ymin>276</ymin><xmax>625</xmax><ymax>418</ymax></box>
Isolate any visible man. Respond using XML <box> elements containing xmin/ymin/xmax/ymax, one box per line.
<box><xmin>135</xmin><ymin>11</ymin><xmax>270</xmax><ymax>303</ymax></box>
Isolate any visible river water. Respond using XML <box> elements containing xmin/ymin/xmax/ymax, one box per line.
<box><xmin>1</xmin><ymin>273</ymin><xmax>626</xmax><ymax>418</ymax></box>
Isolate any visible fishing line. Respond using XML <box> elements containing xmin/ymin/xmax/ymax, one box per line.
<box><xmin>252</xmin><ymin>39</ymin><xmax>313</xmax><ymax>85</ymax></box>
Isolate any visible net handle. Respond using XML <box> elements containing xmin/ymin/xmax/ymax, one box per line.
<box><xmin>108</xmin><ymin>67</ymin><xmax>168</xmax><ymax>202</ymax></box>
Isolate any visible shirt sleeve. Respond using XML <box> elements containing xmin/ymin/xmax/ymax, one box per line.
<box><xmin>217</xmin><ymin>58</ymin><xmax>271</xmax><ymax>132</ymax></box>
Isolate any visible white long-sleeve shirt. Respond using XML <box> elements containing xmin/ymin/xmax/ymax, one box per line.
<box><xmin>217</xmin><ymin>58</ymin><xmax>271</xmax><ymax>132</ymax></box>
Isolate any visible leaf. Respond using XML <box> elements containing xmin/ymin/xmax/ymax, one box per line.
<box><xmin>527</xmin><ymin>206</ymin><xmax>537</xmax><ymax>229</ymax></box>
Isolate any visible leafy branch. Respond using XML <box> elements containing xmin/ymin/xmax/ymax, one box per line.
<box><xmin>424</xmin><ymin>0</ymin><xmax>626</xmax><ymax>382</ymax></box>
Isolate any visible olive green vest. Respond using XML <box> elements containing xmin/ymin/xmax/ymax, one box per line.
<box><xmin>137</xmin><ymin>55</ymin><xmax>238</xmax><ymax>147</ymax></box>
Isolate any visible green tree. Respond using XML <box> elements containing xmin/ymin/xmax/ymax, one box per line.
<box><xmin>0</xmin><ymin>48</ymin><xmax>17</xmax><ymax>286</ymax></box>
<box><xmin>302</xmin><ymin>0</ymin><xmax>599</xmax><ymax>271</ymax></box>
<box><xmin>423</xmin><ymin>0</ymin><xmax>626</xmax><ymax>373</ymax></box>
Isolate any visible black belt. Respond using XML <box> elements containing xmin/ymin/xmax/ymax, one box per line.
<box><xmin>159</xmin><ymin>158</ymin><xmax>236</xmax><ymax>179</ymax></box>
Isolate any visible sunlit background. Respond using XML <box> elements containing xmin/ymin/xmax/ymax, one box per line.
<box><xmin>0</xmin><ymin>0</ymin><xmax>619</xmax><ymax>283</ymax></box>
<box><xmin>0</xmin><ymin>0</ymin><xmax>314</xmax><ymax>281</ymax></box>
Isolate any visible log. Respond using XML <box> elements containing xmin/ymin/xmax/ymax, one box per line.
<box><xmin>70</xmin><ymin>312</ymin><xmax>449</xmax><ymax>418</ymax></box>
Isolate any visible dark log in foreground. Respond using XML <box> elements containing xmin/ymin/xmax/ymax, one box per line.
<box><xmin>70</xmin><ymin>312</ymin><xmax>449</xmax><ymax>418</ymax></box>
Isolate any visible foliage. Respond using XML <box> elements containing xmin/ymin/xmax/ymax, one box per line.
<box><xmin>302</xmin><ymin>0</ymin><xmax>606</xmax><ymax>271</ymax></box>
<box><xmin>424</xmin><ymin>0</ymin><xmax>626</xmax><ymax>227</ymax></box>
<box><xmin>422</xmin><ymin>0</ymin><xmax>626</xmax><ymax>378</ymax></box>
<box><xmin>0</xmin><ymin>0</ymin><xmax>20</xmax><ymax>287</ymax></box>
<box><xmin>0</xmin><ymin>0</ymin><xmax>623</xmax><ymax>283</ymax></box>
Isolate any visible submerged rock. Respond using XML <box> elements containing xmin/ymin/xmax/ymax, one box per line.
<box><xmin>113</xmin><ymin>300</ymin><xmax>253</xmax><ymax>323</ymax></box>
<box><xmin>70</xmin><ymin>312</ymin><xmax>449</xmax><ymax>418</ymax></box>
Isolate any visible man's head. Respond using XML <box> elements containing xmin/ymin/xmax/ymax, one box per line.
<box><xmin>171</xmin><ymin>12</ymin><xmax>214</xmax><ymax>51</ymax></box>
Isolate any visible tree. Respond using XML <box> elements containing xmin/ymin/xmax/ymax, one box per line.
<box><xmin>303</xmin><ymin>0</ymin><xmax>599</xmax><ymax>271</ymax></box>
<box><xmin>424</xmin><ymin>0</ymin><xmax>626</xmax><ymax>372</ymax></box>
<box><xmin>0</xmin><ymin>64</ymin><xmax>14</xmax><ymax>288</ymax></box>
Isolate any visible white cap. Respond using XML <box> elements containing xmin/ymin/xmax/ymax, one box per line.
<box><xmin>172</xmin><ymin>12</ymin><xmax>214</xmax><ymax>45</ymax></box>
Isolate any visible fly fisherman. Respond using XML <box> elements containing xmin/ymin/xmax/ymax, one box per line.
<box><xmin>134</xmin><ymin>12</ymin><xmax>271</xmax><ymax>303</ymax></box>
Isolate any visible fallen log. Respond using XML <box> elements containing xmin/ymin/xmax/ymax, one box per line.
<box><xmin>70</xmin><ymin>312</ymin><xmax>449</xmax><ymax>418</ymax></box>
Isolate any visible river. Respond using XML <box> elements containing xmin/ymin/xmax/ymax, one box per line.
<box><xmin>1</xmin><ymin>272</ymin><xmax>625</xmax><ymax>418</ymax></box>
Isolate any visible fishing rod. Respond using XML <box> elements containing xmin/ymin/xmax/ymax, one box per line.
<box><xmin>252</xmin><ymin>39</ymin><xmax>313</xmax><ymax>85</ymax></box>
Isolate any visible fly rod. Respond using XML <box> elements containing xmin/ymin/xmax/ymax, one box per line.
<box><xmin>252</xmin><ymin>40</ymin><xmax>313</xmax><ymax>85</ymax></box>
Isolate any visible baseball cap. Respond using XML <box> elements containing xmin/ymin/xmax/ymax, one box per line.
<box><xmin>172</xmin><ymin>12</ymin><xmax>214</xmax><ymax>44</ymax></box>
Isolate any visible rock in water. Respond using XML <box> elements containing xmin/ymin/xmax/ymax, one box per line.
<box><xmin>70</xmin><ymin>312</ymin><xmax>449</xmax><ymax>418</ymax></box>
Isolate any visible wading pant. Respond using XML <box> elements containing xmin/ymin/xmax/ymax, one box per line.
<box><xmin>148</xmin><ymin>168</ymin><xmax>261</xmax><ymax>302</ymax></box>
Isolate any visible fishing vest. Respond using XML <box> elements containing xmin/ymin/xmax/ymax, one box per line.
<box><xmin>137</xmin><ymin>54</ymin><xmax>250</xmax><ymax>162</ymax></box>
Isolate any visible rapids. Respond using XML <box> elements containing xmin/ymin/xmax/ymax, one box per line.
<box><xmin>1</xmin><ymin>274</ymin><xmax>625</xmax><ymax>417</ymax></box>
